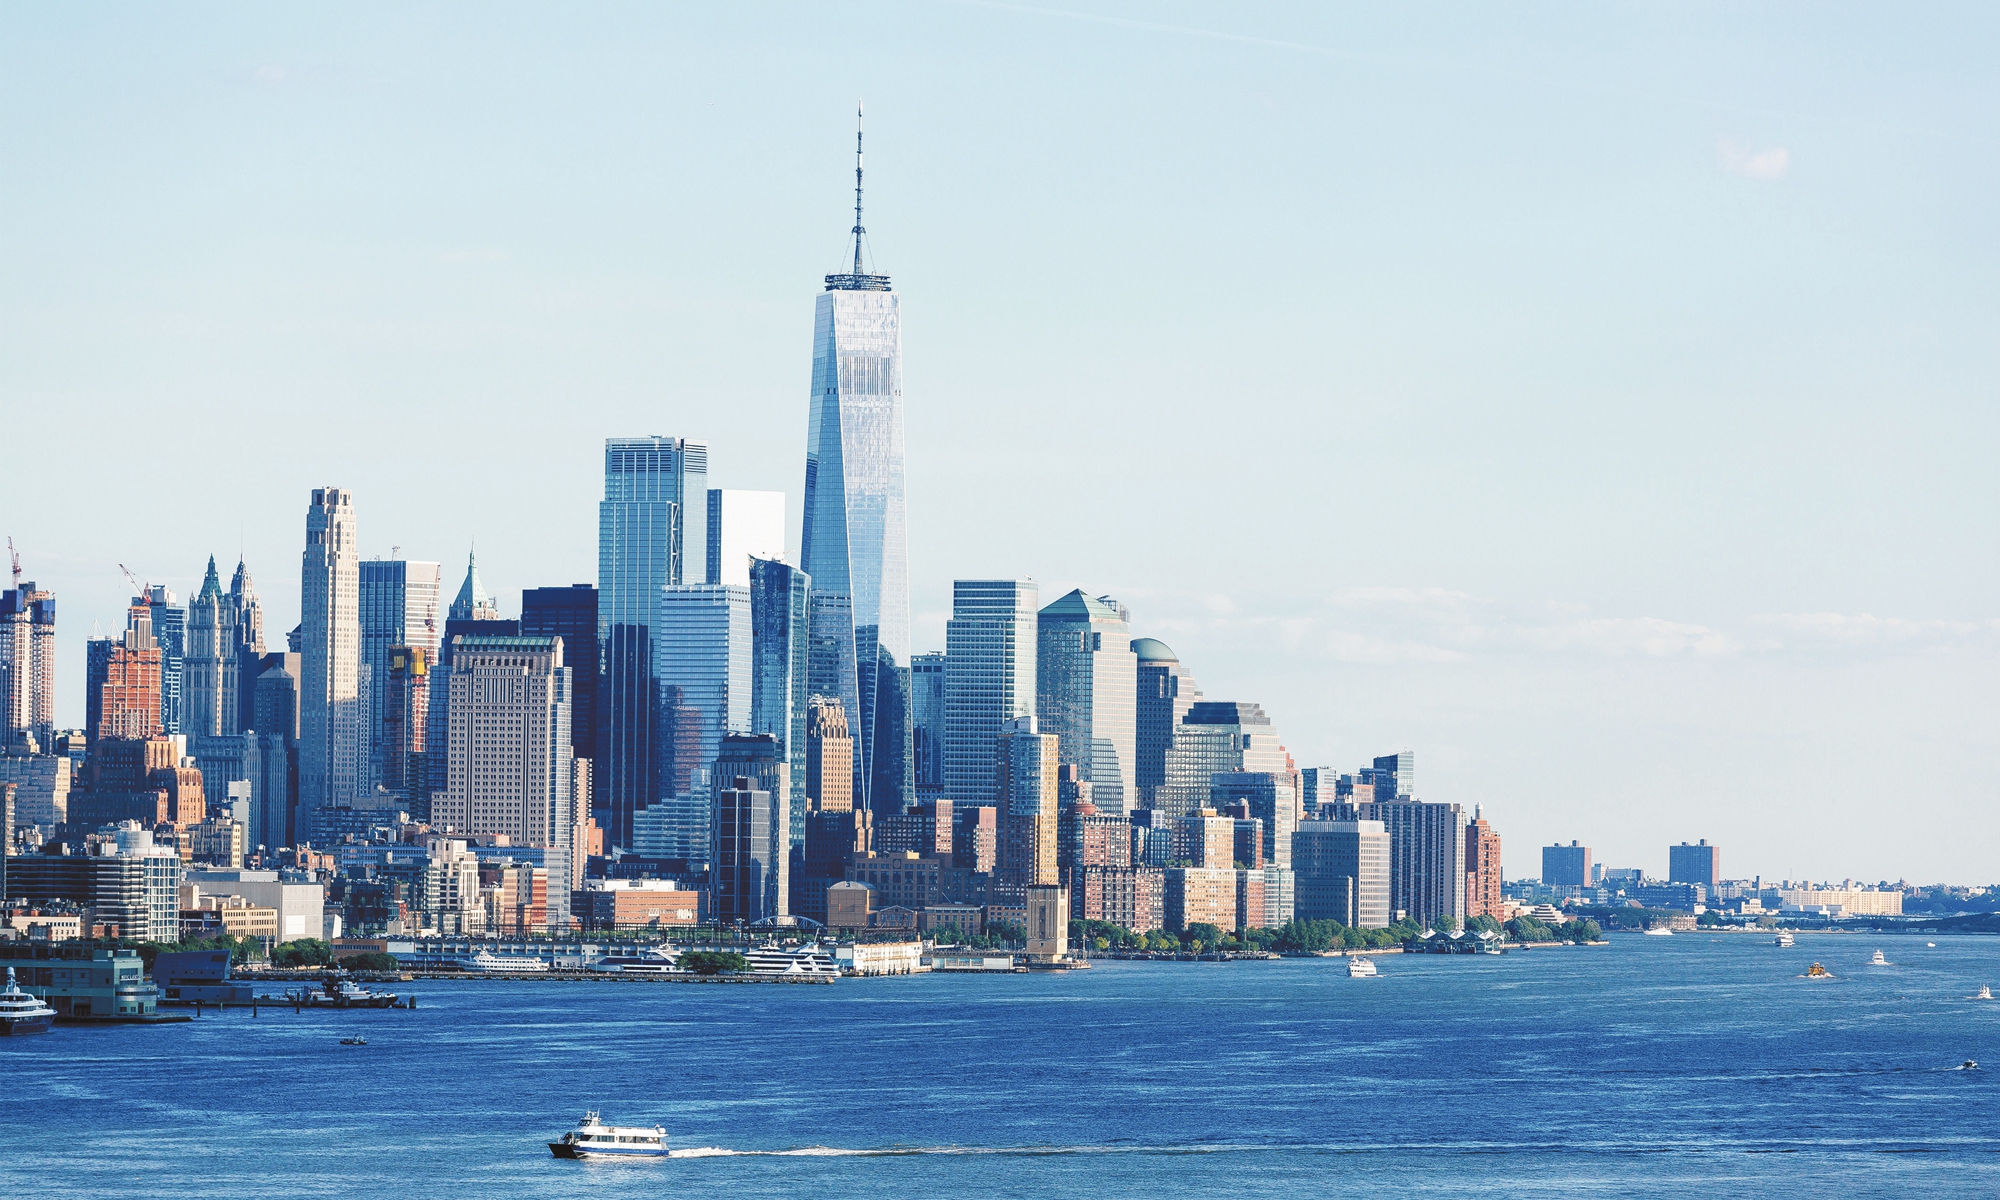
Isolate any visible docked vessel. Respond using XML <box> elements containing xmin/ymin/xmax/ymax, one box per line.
<box><xmin>288</xmin><ymin>978</ymin><xmax>400</xmax><ymax>1009</ymax></box>
<box><xmin>742</xmin><ymin>945</ymin><xmax>841</xmax><ymax>978</ymax></box>
<box><xmin>461</xmin><ymin>951</ymin><xmax>550</xmax><ymax>973</ymax></box>
<box><xmin>0</xmin><ymin>967</ymin><xmax>57</xmax><ymax>1035</ymax></box>
<box><xmin>1347</xmin><ymin>956</ymin><xmax>1379</xmax><ymax>978</ymax></box>
<box><xmin>1869</xmin><ymin>949</ymin><xmax>1889</xmax><ymax>966</ymax></box>
<box><xmin>549</xmin><ymin>1111</ymin><xmax>669</xmax><ymax>1159</ymax></box>
<box><xmin>1774</xmin><ymin>932</ymin><xmax>1795</xmax><ymax>948</ymax></box>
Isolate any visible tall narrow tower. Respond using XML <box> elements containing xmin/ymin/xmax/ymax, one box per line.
<box><xmin>802</xmin><ymin>102</ymin><xmax>912</xmax><ymax>818</ymax></box>
<box><xmin>300</xmin><ymin>486</ymin><xmax>361</xmax><ymax>838</ymax></box>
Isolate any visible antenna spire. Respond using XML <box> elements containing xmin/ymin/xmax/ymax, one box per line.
<box><xmin>852</xmin><ymin>99</ymin><xmax>866</xmax><ymax>274</ymax></box>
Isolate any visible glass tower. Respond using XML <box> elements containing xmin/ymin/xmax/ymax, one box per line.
<box><xmin>802</xmin><ymin>110</ymin><xmax>912</xmax><ymax>819</ymax></box>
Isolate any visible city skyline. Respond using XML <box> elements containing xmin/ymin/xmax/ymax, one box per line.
<box><xmin>4</xmin><ymin>7</ymin><xmax>1995</xmax><ymax>880</ymax></box>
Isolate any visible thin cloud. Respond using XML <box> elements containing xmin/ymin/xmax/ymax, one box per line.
<box><xmin>252</xmin><ymin>66</ymin><xmax>287</xmax><ymax>85</ymax></box>
<box><xmin>1718</xmin><ymin>136</ymin><xmax>1789</xmax><ymax>181</ymax></box>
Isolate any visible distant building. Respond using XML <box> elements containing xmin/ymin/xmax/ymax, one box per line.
<box><xmin>1465</xmin><ymin>809</ymin><xmax>1503</xmax><ymax>919</ymax></box>
<box><xmin>1299</xmin><ymin>766</ymin><xmax>1340</xmax><ymax>814</ymax></box>
<box><xmin>1024</xmin><ymin>884</ymin><xmax>1069</xmax><ymax>961</ymax></box>
<box><xmin>1668</xmin><ymin>840</ymin><xmax>1719</xmax><ymax>893</ymax></box>
<box><xmin>359</xmin><ymin>558</ymin><xmax>443</xmax><ymax>794</ymax></box>
<box><xmin>1076</xmin><ymin>865</ymin><xmax>1165</xmax><ymax>933</ymax></box>
<box><xmin>996</xmin><ymin>716</ymin><xmax>1058</xmax><ymax>887</ymax></box>
<box><xmin>655</xmin><ymin>584</ymin><xmax>751</xmax><ymax>862</ymax></box>
<box><xmin>1210</xmin><ymin>771</ymin><xmax>1297</xmax><ymax>867</ymax></box>
<box><xmin>521</xmin><ymin>586</ymin><xmax>599</xmax><ymax>807</ymax></box>
<box><xmin>945</xmin><ymin>579</ymin><xmax>1038</xmax><ymax>818</ymax></box>
<box><xmin>89</xmin><ymin>600</ymin><xmax>163</xmax><ymax>741</ymax></box>
<box><xmin>146</xmin><ymin>585</ymin><xmax>185</xmax><ymax>737</ymax></box>
<box><xmin>299</xmin><ymin>487</ymin><xmax>363</xmax><ymax>839</ymax></box>
<box><xmin>0</xmin><ymin>574</ymin><xmax>57</xmax><ymax>751</ymax></box>
<box><xmin>378</xmin><ymin>646</ymin><xmax>430</xmax><ymax>813</ymax></box>
<box><xmin>1773</xmin><ymin>886</ymin><xmax>1902</xmax><ymax>917</ymax></box>
<box><xmin>1543</xmin><ymin>841</ymin><xmax>1592</xmax><ymax>889</ymax></box>
<box><xmin>713</xmin><ymin>776</ymin><xmax>787</xmax><ymax>925</ymax></box>
<box><xmin>1292</xmin><ymin>819</ymin><xmax>1391</xmax><ymax>928</ymax></box>
<box><xmin>746</xmin><ymin>558</ymin><xmax>809</xmax><ymax>846</ymax></box>
<box><xmin>910</xmin><ymin>651</ymin><xmax>946</xmax><ymax>802</ymax></box>
<box><xmin>1035</xmin><ymin>590</ymin><xmax>1137</xmax><ymax>815</ymax></box>
<box><xmin>1157</xmin><ymin>702</ymin><xmax>1297</xmax><ymax>820</ymax></box>
<box><xmin>952</xmin><ymin>803</ymin><xmax>997</xmax><ymax>873</ymax></box>
<box><xmin>573</xmin><ymin>878</ymin><xmax>705</xmax><ymax>929</ymax></box>
<box><xmin>1131</xmin><ymin>637</ymin><xmax>1200</xmax><ymax>810</ymax></box>
<box><xmin>1164</xmin><ymin>866</ymin><xmax>1239</xmax><ymax>933</ymax></box>
<box><xmin>0</xmin><ymin>733</ymin><xmax>71</xmax><ymax>827</ymax></box>
<box><xmin>792</xmin><ymin>698</ymin><xmax>864</xmax><ymax>923</ymax></box>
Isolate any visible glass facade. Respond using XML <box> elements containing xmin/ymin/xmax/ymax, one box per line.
<box><xmin>654</xmin><ymin>584</ymin><xmax>750</xmax><ymax>862</ymax></box>
<box><xmin>910</xmin><ymin>651</ymin><xmax>945</xmax><ymax>802</ymax></box>
<box><xmin>596</xmin><ymin>437</ymin><xmax>706</xmax><ymax>850</ymax></box>
<box><xmin>1035</xmin><ymin>590</ymin><xmax>1137</xmax><ymax>815</ymax></box>
<box><xmin>748</xmin><ymin>558</ymin><xmax>810</xmax><ymax>850</ymax></box>
<box><xmin>358</xmin><ymin>559</ymin><xmax>442</xmax><ymax>793</ymax></box>
<box><xmin>802</xmin><ymin>283</ymin><xmax>911</xmax><ymax>819</ymax></box>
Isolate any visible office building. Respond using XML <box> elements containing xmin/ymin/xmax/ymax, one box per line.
<box><xmin>1370</xmin><ymin>751</ymin><xmax>1414</xmax><ymax>800</ymax></box>
<box><xmin>1036</xmin><ymin>590</ymin><xmax>1137</xmax><ymax>815</ymax></box>
<box><xmin>1</xmin><ymin>572</ymin><xmax>57</xmax><ymax>751</ymax></box>
<box><xmin>521</xmin><ymin>584</ymin><xmax>598</xmax><ymax>804</ymax></box>
<box><xmin>1293</xmin><ymin>819</ymin><xmax>1391</xmax><ymax>928</ymax></box>
<box><xmin>598</xmin><ymin>435</ymin><xmax>708</xmax><ymax>850</ymax></box>
<box><xmin>945</xmin><ymin>579</ymin><xmax>1037</xmax><ymax>813</ymax></box>
<box><xmin>1668</xmin><ymin>839</ymin><xmax>1720</xmax><ymax>893</ymax></box>
<box><xmin>1466</xmin><ymin>809</ymin><xmax>1503</xmax><ymax>919</ymax></box>
<box><xmin>1543</xmin><ymin>841</ymin><xmax>1592</xmax><ymax>889</ymax></box>
<box><xmin>359</xmin><ymin>558</ymin><xmax>442</xmax><ymax>792</ymax></box>
<box><xmin>910</xmin><ymin>651</ymin><xmax>945</xmax><ymax>802</ymax></box>
<box><xmin>435</xmin><ymin>635</ymin><xmax>572</xmax><ymax>931</ymax></box>
<box><xmin>379</xmin><ymin>646</ymin><xmax>429</xmax><ymax>811</ymax></box>
<box><xmin>0</xmin><ymin>733</ymin><xmax>71</xmax><ymax>827</ymax></box>
<box><xmin>716</xmin><ymin>733</ymin><xmax>789</xmax><ymax>832</ymax></box>
<box><xmin>713</xmin><ymin>775</ymin><xmax>787</xmax><ymax>924</ymax></box>
<box><xmin>184</xmin><ymin>558</ymin><xmax>235</xmax><ymax>739</ymax></box>
<box><xmin>653</xmin><ymin>584</ymin><xmax>750</xmax><ymax>862</ymax></box>
<box><xmin>299</xmin><ymin>487</ymin><xmax>362</xmax><ymax>838</ymax></box>
<box><xmin>1299</xmin><ymin>766</ymin><xmax>1342</xmax><ymax>814</ymax></box>
<box><xmin>1210</xmin><ymin>771</ymin><xmax>1297</xmax><ymax>867</ymax></box>
<box><xmin>227</xmin><ymin>559</ymin><xmax>268</xmax><ymax>733</ymax></box>
<box><xmin>1132</xmin><ymin>637</ymin><xmax>1200</xmax><ymax>810</ymax></box>
<box><xmin>706</xmin><ymin>490</ymin><xmax>786</xmax><ymax>586</ymax></box>
<box><xmin>747</xmin><ymin>557</ymin><xmax>809</xmax><ymax>843</ymax></box>
<box><xmin>996</xmin><ymin>716</ymin><xmax>1058</xmax><ymax>887</ymax></box>
<box><xmin>89</xmin><ymin>600</ymin><xmax>164</xmax><ymax>741</ymax></box>
<box><xmin>145</xmin><ymin>586</ymin><xmax>185</xmax><ymax>737</ymax></box>
<box><xmin>1157</xmin><ymin>701</ymin><xmax>1296</xmax><ymax>819</ymax></box>
<box><xmin>801</xmin><ymin>126</ymin><xmax>913</xmax><ymax>820</ymax></box>
<box><xmin>1333</xmin><ymin>799</ymin><xmax>1466</xmax><ymax>928</ymax></box>
<box><xmin>805</xmin><ymin>696</ymin><xmax>854</xmax><ymax>813</ymax></box>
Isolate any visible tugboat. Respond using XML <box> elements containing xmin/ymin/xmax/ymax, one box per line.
<box><xmin>549</xmin><ymin>1111</ymin><xmax>670</xmax><ymax>1159</ymax></box>
<box><xmin>288</xmin><ymin>977</ymin><xmax>400</xmax><ymax>1009</ymax></box>
<box><xmin>1346</xmin><ymin>956</ymin><xmax>1379</xmax><ymax>979</ymax></box>
<box><xmin>1774</xmin><ymin>932</ymin><xmax>1795</xmax><ymax>948</ymax></box>
<box><xmin>1870</xmin><ymin>949</ymin><xmax>1890</xmax><ymax>966</ymax></box>
<box><xmin>1805</xmin><ymin>962</ymin><xmax>1833</xmax><ymax>980</ymax></box>
<box><xmin>0</xmin><ymin>967</ymin><xmax>57</xmax><ymax>1035</ymax></box>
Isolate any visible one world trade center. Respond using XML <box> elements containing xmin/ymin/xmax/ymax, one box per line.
<box><xmin>802</xmin><ymin>104</ymin><xmax>912</xmax><ymax>818</ymax></box>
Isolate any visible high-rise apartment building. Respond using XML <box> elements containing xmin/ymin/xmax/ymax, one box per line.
<box><xmin>747</xmin><ymin>558</ymin><xmax>809</xmax><ymax>846</ymax></box>
<box><xmin>1465</xmin><ymin>809</ymin><xmax>1504</xmax><ymax>919</ymax></box>
<box><xmin>521</xmin><ymin>584</ymin><xmax>599</xmax><ymax>812</ymax></box>
<box><xmin>1293</xmin><ymin>819</ymin><xmax>1391</xmax><ymax>928</ymax></box>
<box><xmin>1157</xmin><ymin>702</ymin><xmax>1297</xmax><ymax>819</ymax></box>
<box><xmin>654</xmin><ymin>584</ymin><xmax>750</xmax><ymax>862</ymax></box>
<box><xmin>910</xmin><ymin>651</ymin><xmax>945</xmax><ymax>802</ymax></box>
<box><xmin>706</xmin><ymin>490</ymin><xmax>786</xmax><ymax>587</ymax></box>
<box><xmin>1132</xmin><ymin>638</ymin><xmax>1200</xmax><ymax>810</ymax></box>
<box><xmin>1036</xmin><ymin>590</ymin><xmax>1137</xmax><ymax>815</ymax></box>
<box><xmin>359</xmin><ymin>558</ymin><xmax>442</xmax><ymax>792</ymax></box>
<box><xmin>1668</xmin><ymin>839</ymin><xmax>1719</xmax><ymax>893</ymax></box>
<box><xmin>1335</xmin><ymin>799</ymin><xmax>1466</xmax><ymax>927</ymax></box>
<box><xmin>598</xmin><ymin>435</ymin><xmax>707</xmax><ymax>850</ymax></box>
<box><xmin>90</xmin><ymin>601</ymin><xmax>163</xmax><ymax>742</ymax></box>
<box><xmin>299</xmin><ymin>487</ymin><xmax>362</xmax><ymax>839</ymax></box>
<box><xmin>1542</xmin><ymin>841</ymin><xmax>1592</xmax><ymax>888</ymax></box>
<box><xmin>436</xmin><ymin>635</ymin><xmax>573</xmax><ymax>931</ymax></box>
<box><xmin>801</xmin><ymin>118</ymin><xmax>912</xmax><ymax>818</ymax></box>
<box><xmin>0</xmin><ymin>571</ymin><xmax>57</xmax><ymax>751</ymax></box>
<box><xmin>944</xmin><ymin>579</ymin><xmax>1037</xmax><ymax>814</ymax></box>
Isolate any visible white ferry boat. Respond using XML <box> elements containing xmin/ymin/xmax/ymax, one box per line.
<box><xmin>1643</xmin><ymin>927</ymin><xmax>1674</xmax><ymax>937</ymax></box>
<box><xmin>549</xmin><ymin>1111</ymin><xmax>669</xmax><ymax>1159</ymax></box>
<box><xmin>1869</xmin><ymin>949</ymin><xmax>1890</xmax><ymax>966</ymax></box>
<box><xmin>1347</xmin><ymin>956</ymin><xmax>1379</xmax><ymax>979</ymax></box>
<box><xmin>461</xmin><ymin>951</ymin><xmax>550</xmax><ymax>973</ymax></box>
<box><xmin>0</xmin><ymin>967</ymin><xmax>57</xmax><ymax>1035</ymax></box>
<box><xmin>743</xmin><ymin>945</ymin><xmax>841</xmax><ymax>978</ymax></box>
<box><xmin>1774</xmin><ymin>932</ymin><xmax>1795</xmax><ymax>948</ymax></box>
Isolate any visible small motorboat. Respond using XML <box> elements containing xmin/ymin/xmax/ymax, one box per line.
<box><xmin>1347</xmin><ymin>956</ymin><xmax>1379</xmax><ymax>979</ymax></box>
<box><xmin>1805</xmin><ymin>962</ymin><xmax>1833</xmax><ymax>979</ymax></box>
<box><xmin>1928</xmin><ymin>942</ymin><xmax>1937</xmax><ymax>948</ymax></box>
<box><xmin>1974</xmin><ymin>987</ymin><xmax>1992</xmax><ymax>1001</ymax></box>
<box><xmin>1869</xmin><ymin>949</ymin><xmax>1890</xmax><ymax>966</ymax></box>
<box><xmin>339</xmin><ymin>1036</ymin><xmax>368</xmax><ymax>1046</ymax></box>
<box><xmin>1644</xmin><ymin>927</ymin><xmax>1674</xmax><ymax>937</ymax></box>
<box><xmin>1963</xmin><ymin>1060</ymin><xmax>1979</xmax><ymax>1070</ymax></box>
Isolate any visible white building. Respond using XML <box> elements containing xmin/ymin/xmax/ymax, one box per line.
<box><xmin>182</xmin><ymin>866</ymin><xmax>326</xmax><ymax>942</ymax></box>
<box><xmin>420</xmin><ymin>838</ymin><xmax>484</xmax><ymax>935</ymax></box>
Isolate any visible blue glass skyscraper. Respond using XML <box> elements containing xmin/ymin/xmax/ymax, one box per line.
<box><xmin>802</xmin><ymin>106</ymin><xmax>912</xmax><ymax>819</ymax></box>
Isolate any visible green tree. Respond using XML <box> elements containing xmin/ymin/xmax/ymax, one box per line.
<box><xmin>337</xmin><ymin>951</ymin><xmax>400</xmax><ymax>971</ymax></box>
<box><xmin>272</xmin><ymin>938</ymin><xmax>335</xmax><ymax>968</ymax></box>
<box><xmin>1183</xmin><ymin>923</ymin><xmax>1225</xmax><ymax>953</ymax></box>
<box><xmin>1465</xmin><ymin>914</ymin><xmax>1504</xmax><ymax>936</ymax></box>
<box><xmin>1429</xmin><ymin>914</ymin><xmax>1460</xmax><ymax>935</ymax></box>
<box><xmin>678</xmin><ymin>950</ymin><xmax>750</xmax><ymax>975</ymax></box>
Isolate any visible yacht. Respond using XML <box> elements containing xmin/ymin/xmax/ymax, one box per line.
<box><xmin>742</xmin><ymin>945</ymin><xmax>841</xmax><ymax>978</ymax></box>
<box><xmin>0</xmin><ymin>967</ymin><xmax>57</xmax><ymax>1035</ymax></box>
<box><xmin>549</xmin><ymin>1111</ymin><xmax>669</xmax><ymax>1159</ymax></box>
<box><xmin>1869</xmin><ymin>949</ymin><xmax>1890</xmax><ymax>966</ymax></box>
<box><xmin>1774</xmin><ymin>932</ymin><xmax>1795</xmax><ymax>948</ymax></box>
<box><xmin>1643</xmin><ymin>927</ymin><xmax>1674</xmax><ymax>937</ymax></box>
<box><xmin>1347</xmin><ymin>956</ymin><xmax>1379</xmax><ymax>979</ymax></box>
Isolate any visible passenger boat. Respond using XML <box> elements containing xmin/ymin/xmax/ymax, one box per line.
<box><xmin>1805</xmin><ymin>962</ymin><xmax>1833</xmax><ymax>979</ymax></box>
<box><xmin>461</xmin><ymin>951</ymin><xmax>550</xmax><ymax>973</ymax></box>
<box><xmin>549</xmin><ymin>1111</ymin><xmax>669</xmax><ymax>1159</ymax></box>
<box><xmin>1869</xmin><ymin>949</ymin><xmax>1889</xmax><ymax>966</ymax></box>
<box><xmin>1774</xmin><ymin>932</ymin><xmax>1795</xmax><ymax>948</ymax></box>
<box><xmin>0</xmin><ymin>967</ymin><xmax>57</xmax><ymax>1035</ymax></box>
<box><xmin>1643</xmin><ymin>927</ymin><xmax>1674</xmax><ymax>936</ymax></box>
<box><xmin>1347</xmin><ymin>956</ymin><xmax>1379</xmax><ymax>978</ymax></box>
<box><xmin>742</xmin><ymin>945</ymin><xmax>841</xmax><ymax>978</ymax></box>
<box><xmin>594</xmin><ymin>948</ymin><xmax>679</xmax><ymax>974</ymax></box>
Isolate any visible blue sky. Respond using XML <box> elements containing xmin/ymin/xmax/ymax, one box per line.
<box><xmin>4</xmin><ymin>3</ymin><xmax>1996</xmax><ymax>881</ymax></box>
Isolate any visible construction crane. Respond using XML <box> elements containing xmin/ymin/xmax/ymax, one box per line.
<box><xmin>7</xmin><ymin>537</ymin><xmax>19</xmax><ymax>589</ymax></box>
<box><xmin>118</xmin><ymin>563</ymin><xmax>149</xmax><ymax>602</ymax></box>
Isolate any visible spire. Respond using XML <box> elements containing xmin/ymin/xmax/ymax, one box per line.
<box><xmin>230</xmin><ymin>556</ymin><xmax>253</xmax><ymax>599</ymax></box>
<box><xmin>449</xmin><ymin>545</ymin><xmax>499</xmax><ymax>621</ymax></box>
<box><xmin>852</xmin><ymin>99</ymin><xmax>866</xmax><ymax>275</ymax></box>
<box><xmin>198</xmin><ymin>555</ymin><xmax>223</xmax><ymax>601</ymax></box>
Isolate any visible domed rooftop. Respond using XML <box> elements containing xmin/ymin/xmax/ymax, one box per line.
<box><xmin>1129</xmin><ymin>637</ymin><xmax>1177</xmax><ymax>663</ymax></box>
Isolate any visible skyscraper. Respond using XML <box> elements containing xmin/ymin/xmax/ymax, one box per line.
<box><xmin>380</xmin><ymin>645</ymin><xmax>430</xmax><ymax>814</ymax></box>
<box><xmin>521</xmin><ymin>584</ymin><xmax>599</xmax><ymax>811</ymax></box>
<box><xmin>909</xmin><ymin>651</ymin><xmax>945</xmax><ymax>802</ymax></box>
<box><xmin>801</xmin><ymin>107</ymin><xmax>912</xmax><ymax>818</ymax></box>
<box><xmin>90</xmin><ymin>599</ymin><xmax>163</xmax><ymax>741</ymax></box>
<box><xmin>1293</xmin><ymin>819</ymin><xmax>1391</xmax><ymax>928</ymax></box>
<box><xmin>1668</xmin><ymin>839</ymin><xmax>1719</xmax><ymax>893</ymax></box>
<box><xmin>654</xmin><ymin>583</ymin><xmax>750</xmax><ymax>862</ymax></box>
<box><xmin>995</xmin><ymin>715</ymin><xmax>1059</xmax><ymax>888</ymax></box>
<box><xmin>1132</xmin><ymin>637</ymin><xmax>1200</xmax><ymax>810</ymax></box>
<box><xmin>747</xmin><ymin>557</ymin><xmax>809</xmax><ymax>847</ymax></box>
<box><xmin>944</xmin><ymin>579</ymin><xmax>1037</xmax><ymax>814</ymax></box>
<box><xmin>359</xmin><ymin>558</ymin><xmax>442</xmax><ymax>793</ymax></box>
<box><xmin>1035</xmin><ymin>590</ymin><xmax>1137</xmax><ymax>815</ymax></box>
<box><xmin>598</xmin><ymin>436</ymin><xmax>707</xmax><ymax>850</ymax></box>
<box><xmin>1340</xmin><ymin>797</ymin><xmax>1468</xmax><ymax>927</ymax></box>
<box><xmin>706</xmin><ymin>490</ymin><xmax>787</xmax><ymax>587</ymax></box>
<box><xmin>299</xmin><ymin>487</ymin><xmax>362</xmax><ymax>839</ymax></box>
<box><xmin>0</xmin><ymin>572</ymin><xmax>56</xmax><ymax>751</ymax></box>
<box><xmin>184</xmin><ymin>558</ymin><xmax>232</xmax><ymax>739</ymax></box>
<box><xmin>228</xmin><ymin>558</ymin><xmax>269</xmax><ymax>734</ymax></box>
<box><xmin>146</xmin><ymin>585</ymin><xmax>185</xmax><ymax>737</ymax></box>
<box><xmin>437</xmin><ymin>634</ymin><xmax>573</xmax><ymax>931</ymax></box>
<box><xmin>713</xmin><ymin>776</ymin><xmax>786</xmax><ymax>926</ymax></box>
<box><xmin>1157</xmin><ymin>701</ymin><xmax>1297</xmax><ymax>819</ymax></box>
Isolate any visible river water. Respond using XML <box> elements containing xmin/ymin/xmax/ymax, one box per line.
<box><xmin>8</xmin><ymin>932</ymin><xmax>1997</xmax><ymax>1197</ymax></box>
